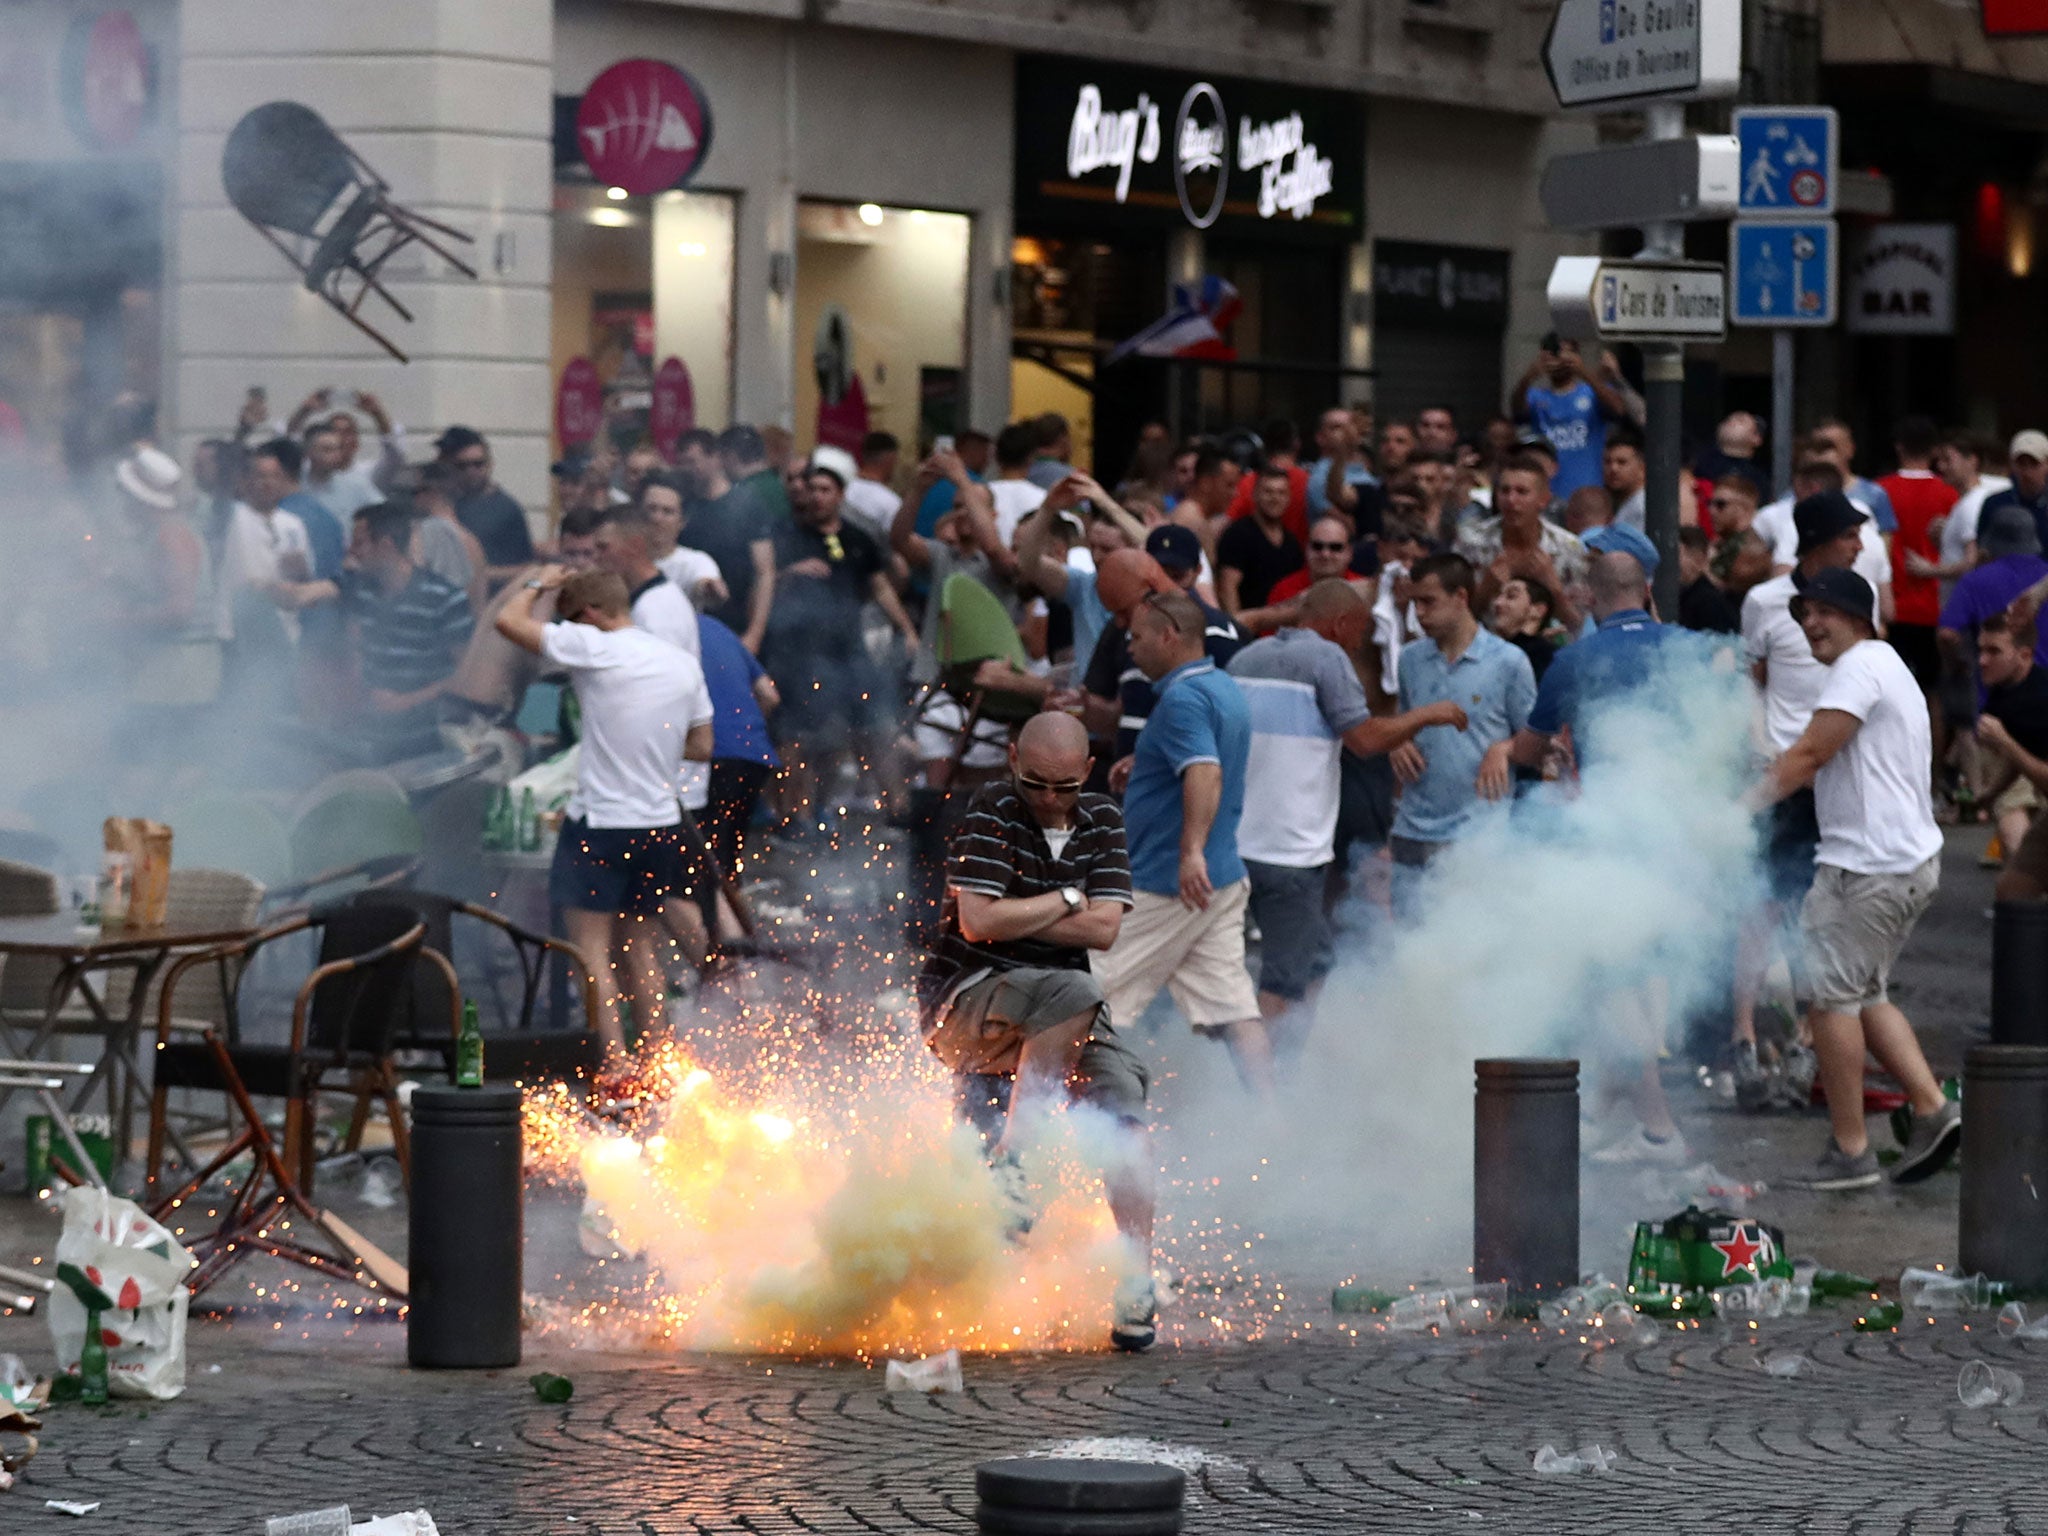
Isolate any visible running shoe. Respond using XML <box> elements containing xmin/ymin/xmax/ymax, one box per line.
<box><xmin>1781</xmin><ymin>1140</ymin><xmax>1881</xmax><ymax>1192</ymax></box>
<box><xmin>1892</xmin><ymin>1098</ymin><xmax>1962</xmax><ymax>1185</ymax></box>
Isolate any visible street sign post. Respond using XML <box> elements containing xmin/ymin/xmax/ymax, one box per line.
<box><xmin>1547</xmin><ymin>255</ymin><xmax>1728</xmax><ymax>343</ymax></box>
<box><xmin>1539</xmin><ymin>134</ymin><xmax>1739</xmax><ymax>231</ymax></box>
<box><xmin>1733</xmin><ymin>107</ymin><xmax>1838</xmax><ymax>217</ymax></box>
<box><xmin>1543</xmin><ymin>0</ymin><xmax>1742</xmax><ymax>109</ymax></box>
<box><xmin>1731</xmin><ymin>221</ymin><xmax>1836</xmax><ymax>327</ymax></box>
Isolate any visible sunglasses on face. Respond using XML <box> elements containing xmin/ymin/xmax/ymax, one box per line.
<box><xmin>1015</xmin><ymin>772</ymin><xmax>1085</xmax><ymax>795</ymax></box>
<box><xmin>1308</xmin><ymin>540</ymin><xmax>1350</xmax><ymax>553</ymax></box>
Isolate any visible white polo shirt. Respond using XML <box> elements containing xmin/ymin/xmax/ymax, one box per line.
<box><xmin>541</xmin><ymin>624</ymin><xmax>713</xmax><ymax>829</ymax></box>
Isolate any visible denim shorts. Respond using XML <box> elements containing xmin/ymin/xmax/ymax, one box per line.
<box><xmin>1245</xmin><ymin>859</ymin><xmax>1335</xmax><ymax>1001</ymax></box>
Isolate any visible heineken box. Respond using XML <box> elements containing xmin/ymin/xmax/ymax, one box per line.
<box><xmin>26</xmin><ymin>1114</ymin><xmax>116</xmax><ymax>1188</ymax></box>
<box><xmin>1628</xmin><ymin>1205</ymin><xmax>1792</xmax><ymax>1298</ymax></box>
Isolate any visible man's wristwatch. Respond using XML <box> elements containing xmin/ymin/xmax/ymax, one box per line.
<box><xmin>1060</xmin><ymin>886</ymin><xmax>1084</xmax><ymax>914</ymax></box>
<box><xmin>524</xmin><ymin>578</ymin><xmax>545</xmax><ymax>591</ymax></box>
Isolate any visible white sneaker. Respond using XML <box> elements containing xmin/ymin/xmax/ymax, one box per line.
<box><xmin>1588</xmin><ymin>1128</ymin><xmax>1691</xmax><ymax>1167</ymax></box>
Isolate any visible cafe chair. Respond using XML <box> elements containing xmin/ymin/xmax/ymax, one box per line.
<box><xmin>144</xmin><ymin>903</ymin><xmax>455</xmax><ymax>1204</ymax></box>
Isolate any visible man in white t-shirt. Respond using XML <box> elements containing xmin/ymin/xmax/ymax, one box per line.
<box><xmin>1753</xmin><ymin>457</ymin><xmax>1894</xmax><ymax>629</ymax></box>
<box><xmin>1734</xmin><ymin>490</ymin><xmax>1872</xmax><ymax>1106</ymax></box>
<box><xmin>1752</xmin><ymin>565</ymin><xmax>1955</xmax><ymax>1192</ymax></box>
<box><xmin>496</xmin><ymin>567</ymin><xmax>714</xmax><ymax>1055</ymax></box>
<box><xmin>1226</xmin><ymin>581</ymin><xmax>1464</xmax><ymax>1057</ymax></box>
<box><xmin>1929</xmin><ymin>431</ymin><xmax>2010</xmax><ymax>594</ymax></box>
<box><xmin>988</xmin><ymin>421</ymin><xmax>1049</xmax><ymax>548</ymax></box>
<box><xmin>594</xmin><ymin>504</ymin><xmax>700</xmax><ymax>658</ymax></box>
<box><xmin>839</xmin><ymin>430</ymin><xmax>904</xmax><ymax>544</ymax></box>
<box><xmin>636</xmin><ymin>473</ymin><xmax>727</xmax><ymax>611</ymax></box>
<box><xmin>221</xmin><ymin>440</ymin><xmax>315</xmax><ymax>645</ymax></box>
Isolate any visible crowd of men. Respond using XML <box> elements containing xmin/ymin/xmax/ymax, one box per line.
<box><xmin>96</xmin><ymin>347</ymin><xmax>2048</xmax><ymax>1348</ymax></box>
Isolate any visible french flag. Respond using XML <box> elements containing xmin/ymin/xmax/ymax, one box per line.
<box><xmin>1105</xmin><ymin>275</ymin><xmax>1242</xmax><ymax>365</ymax></box>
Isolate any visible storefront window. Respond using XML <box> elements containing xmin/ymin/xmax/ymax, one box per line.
<box><xmin>550</xmin><ymin>183</ymin><xmax>735</xmax><ymax>461</ymax></box>
<box><xmin>794</xmin><ymin>200</ymin><xmax>970</xmax><ymax>455</ymax></box>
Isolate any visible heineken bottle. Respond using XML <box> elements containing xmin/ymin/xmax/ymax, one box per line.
<box><xmin>455</xmin><ymin>999</ymin><xmax>485</xmax><ymax>1088</ymax></box>
<box><xmin>517</xmin><ymin>787</ymin><xmax>541</xmax><ymax>852</ymax></box>
<box><xmin>79</xmin><ymin>1309</ymin><xmax>109</xmax><ymax>1404</ymax></box>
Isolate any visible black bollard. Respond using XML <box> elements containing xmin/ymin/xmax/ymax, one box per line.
<box><xmin>408</xmin><ymin>1083</ymin><xmax>523</xmax><ymax>1368</ymax></box>
<box><xmin>1959</xmin><ymin>1045</ymin><xmax>2048</xmax><ymax>1290</ymax></box>
<box><xmin>975</xmin><ymin>1459</ymin><xmax>1183</xmax><ymax>1536</ymax></box>
<box><xmin>1991</xmin><ymin>902</ymin><xmax>2048</xmax><ymax>1046</ymax></box>
<box><xmin>1473</xmin><ymin>1058</ymin><xmax>1579</xmax><ymax>1301</ymax></box>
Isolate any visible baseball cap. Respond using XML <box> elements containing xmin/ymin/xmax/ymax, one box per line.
<box><xmin>1512</xmin><ymin>428</ymin><xmax>1556</xmax><ymax>458</ymax></box>
<box><xmin>1096</xmin><ymin>548</ymin><xmax>1175</xmax><ymax>615</ymax></box>
<box><xmin>1144</xmin><ymin>524</ymin><xmax>1203</xmax><ymax>574</ymax></box>
<box><xmin>809</xmin><ymin>444</ymin><xmax>859</xmax><ymax>487</ymax></box>
<box><xmin>549</xmin><ymin>451</ymin><xmax>590</xmax><ymax>481</ymax></box>
<box><xmin>1581</xmin><ymin>521</ymin><xmax>1659</xmax><ymax>579</ymax></box>
<box><xmin>1793</xmin><ymin>490</ymin><xmax>1865</xmax><ymax>555</ymax></box>
<box><xmin>2011</xmin><ymin>429</ymin><xmax>2048</xmax><ymax>463</ymax></box>
<box><xmin>1980</xmin><ymin>501</ymin><xmax>2044</xmax><ymax>561</ymax></box>
<box><xmin>1788</xmin><ymin>566</ymin><xmax>1878</xmax><ymax>628</ymax></box>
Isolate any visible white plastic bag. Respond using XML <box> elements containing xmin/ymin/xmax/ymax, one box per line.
<box><xmin>46</xmin><ymin>1185</ymin><xmax>194</xmax><ymax>1400</ymax></box>
<box><xmin>884</xmin><ymin>1349</ymin><xmax>963</xmax><ymax>1393</ymax></box>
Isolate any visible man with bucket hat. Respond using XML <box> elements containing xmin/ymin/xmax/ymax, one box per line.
<box><xmin>1751</xmin><ymin>563</ymin><xmax>1955</xmax><ymax>1191</ymax></box>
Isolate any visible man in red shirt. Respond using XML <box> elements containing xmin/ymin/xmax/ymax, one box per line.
<box><xmin>1880</xmin><ymin>414</ymin><xmax>1959</xmax><ymax>784</ymax></box>
<box><xmin>1257</xmin><ymin>514</ymin><xmax>1373</xmax><ymax>624</ymax></box>
<box><xmin>1225</xmin><ymin>418</ymin><xmax>1310</xmax><ymax>543</ymax></box>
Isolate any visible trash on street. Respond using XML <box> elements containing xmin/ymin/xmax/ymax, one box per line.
<box><xmin>1532</xmin><ymin>1444</ymin><xmax>1618</xmax><ymax>1474</ymax></box>
<box><xmin>885</xmin><ymin>1349</ymin><xmax>963</xmax><ymax>1393</ymax></box>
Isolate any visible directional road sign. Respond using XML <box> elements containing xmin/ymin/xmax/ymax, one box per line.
<box><xmin>1543</xmin><ymin>0</ymin><xmax>1742</xmax><ymax>109</ymax></box>
<box><xmin>1733</xmin><ymin>107</ymin><xmax>1838</xmax><ymax>217</ymax></box>
<box><xmin>1731</xmin><ymin>220</ymin><xmax>1836</xmax><ymax>327</ymax></box>
<box><xmin>1548</xmin><ymin>255</ymin><xmax>1727</xmax><ymax>343</ymax></box>
<box><xmin>1540</xmin><ymin>134</ymin><xmax>1739</xmax><ymax>230</ymax></box>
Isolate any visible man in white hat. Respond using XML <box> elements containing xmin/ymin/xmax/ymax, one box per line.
<box><xmin>1978</xmin><ymin>430</ymin><xmax>2048</xmax><ymax>560</ymax></box>
<box><xmin>111</xmin><ymin>446</ymin><xmax>221</xmax><ymax>715</ymax></box>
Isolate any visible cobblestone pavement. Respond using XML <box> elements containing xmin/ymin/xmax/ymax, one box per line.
<box><xmin>0</xmin><ymin>827</ymin><xmax>2018</xmax><ymax>1533</ymax></box>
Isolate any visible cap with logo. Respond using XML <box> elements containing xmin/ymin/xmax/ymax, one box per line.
<box><xmin>1144</xmin><ymin>524</ymin><xmax>1203</xmax><ymax>575</ymax></box>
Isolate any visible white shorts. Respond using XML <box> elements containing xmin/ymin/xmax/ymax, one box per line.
<box><xmin>1091</xmin><ymin>879</ymin><xmax>1260</xmax><ymax>1032</ymax></box>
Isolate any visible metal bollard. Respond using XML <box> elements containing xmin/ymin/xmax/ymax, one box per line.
<box><xmin>975</xmin><ymin>1458</ymin><xmax>1183</xmax><ymax>1535</ymax></box>
<box><xmin>1959</xmin><ymin>1045</ymin><xmax>2048</xmax><ymax>1291</ymax></box>
<box><xmin>1991</xmin><ymin>903</ymin><xmax>2048</xmax><ymax>1046</ymax></box>
<box><xmin>1474</xmin><ymin>1058</ymin><xmax>1579</xmax><ymax>1300</ymax></box>
<box><xmin>408</xmin><ymin>1082</ymin><xmax>523</xmax><ymax>1369</ymax></box>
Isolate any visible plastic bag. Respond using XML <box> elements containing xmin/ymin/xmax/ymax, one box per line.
<box><xmin>46</xmin><ymin>1185</ymin><xmax>194</xmax><ymax>1400</ymax></box>
<box><xmin>1532</xmin><ymin>1443</ymin><xmax>1617</xmax><ymax>1474</ymax></box>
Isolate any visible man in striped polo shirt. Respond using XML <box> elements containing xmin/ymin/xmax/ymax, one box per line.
<box><xmin>1227</xmin><ymin>581</ymin><xmax>1466</xmax><ymax>1058</ymax></box>
<box><xmin>918</xmin><ymin>710</ymin><xmax>1157</xmax><ymax>1351</ymax></box>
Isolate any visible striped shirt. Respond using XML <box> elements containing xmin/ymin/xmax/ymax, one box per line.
<box><xmin>349</xmin><ymin>567</ymin><xmax>475</xmax><ymax>697</ymax></box>
<box><xmin>918</xmin><ymin>781</ymin><xmax>1133</xmax><ymax>1011</ymax></box>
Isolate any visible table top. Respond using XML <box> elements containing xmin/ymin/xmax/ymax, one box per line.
<box><xmin>0</xmin><ymin>913</ymin><xmax>257</xmax><ymax>959</ymax></box>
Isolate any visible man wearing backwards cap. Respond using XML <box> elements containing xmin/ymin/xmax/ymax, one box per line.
<box><xmin>1751</xmin><ymin>564</ymin><xmax>1955</xmax><ymax>1192</ymax></box>
<box><xmin>1977</xmin><ymin>429</ymin><xmax>2048</xmax><ymax>559</ymax></box>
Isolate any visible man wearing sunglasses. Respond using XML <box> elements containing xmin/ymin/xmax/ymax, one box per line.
<box><xmin>917</xmin><ymin>711</ymin><xmax>1156</xmax><ymax>1351</ymax></box>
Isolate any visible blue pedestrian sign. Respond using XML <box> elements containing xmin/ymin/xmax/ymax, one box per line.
<box><xmin>1731</xmin><ymin>220</ymin><xmax>1837</xmax><ymax>327</ymax></box>
<box><xmin>1733</xmin><ymin>107</ymin><xmax>1838</xmax><ymax>217</ymax></box>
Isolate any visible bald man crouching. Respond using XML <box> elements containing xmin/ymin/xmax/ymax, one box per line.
<box><xmin>916</xmin><ymin>710</ymin><xmax>1159</xmax><ymax>1352</ymax></box>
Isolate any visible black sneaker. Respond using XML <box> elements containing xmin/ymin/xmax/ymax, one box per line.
<box><xmin>1782</xmin><ymin>1140</ymin><xmax>1881</xmax><ymax>1192</ymax></box>
<box><xmin>1733</xmin><ymin>1042</ymin><xmax>1773</xmax><ymax>1113</ymax></box>
<box><xmin>1892</xmin><ymin>1098</ymin><xmax>1962</xmax><ymax>1185</ymax></box>
<box><xmin>1110</xmin><ymin>1275</ymin><xmax>1157</xmax><ymax>1353</ymax></box>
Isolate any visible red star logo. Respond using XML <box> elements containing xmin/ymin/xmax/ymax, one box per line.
<box><xmin>1711</xmin><ymin>1222</ymin><xmax>1766</xmax><ymax>1278</ymax></box>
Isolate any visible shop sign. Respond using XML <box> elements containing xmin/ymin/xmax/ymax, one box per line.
<box><xmin>650</xmin><ymin>357</ymin><xmax>694</xmax><ymax>459</ymax></box>
<box><xmin>556</xmin><ymin>357</ymin><xmax>604</xmax><ymax>447</ymax></box>
<box><xmin>1373</xmin><ymin>240</ymin><xmax>1511</xmax><ymax>331</ymax></box>
<box><xmin>1845</xmin><ymin>222</ymin><xmax>1955</xmax><ymax>335</ymax></box>
<box><xmin>1020</xmin><ymin>57</ymin><xmax>1362</xmax><ymax>240</ymax></box>
<box><xmin>65</xmin><ymin>10</ymin><xmax>152</xmax><ymax>150</ymax></box>
<box><xmin>575</xmin><ymin>59</ymin><xmax>713</xmax><ymax>194</ymax></box>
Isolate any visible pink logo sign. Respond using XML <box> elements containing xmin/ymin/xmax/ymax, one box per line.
<box><xmin>576</xmin><ymin>59</ymin><xmax>713</xmax><ymax>196</ymax></box>
<box><xmin>650</xmin><ymin>357</ymin><xmax>695</xmax><ymax>460</ymax></box>
<box><xmin>556</xmin><ymin>358</ymin><xmax>604</xmax><ymax>448</ymax></box>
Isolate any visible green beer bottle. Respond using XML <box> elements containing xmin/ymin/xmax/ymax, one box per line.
<box><xmin>455</xmin><ymin>998</ymin><xmax>485</xmax><ymax>1087</ymax></box>
<box><xmin>517</xmin><ymin>787</ymin><xmax>540</xmax><ymax>852</ymax></box>
<box><xmin>79</xmin><ymin>1309</ymin><xmax>109</xmax><ymax>1404</ymax></box>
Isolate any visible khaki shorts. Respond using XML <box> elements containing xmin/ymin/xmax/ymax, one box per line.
<box><xmin>1995</xmin><ymin>777</ymin><xmax>2041</xmax><ymax>817</ymax></box>
<box><xmin>1800</xmin><ymin>857</ymin><xmax>1939</xmax><ymax>1013</ymax></box>
<box><xmin>1092</xmin><ymin>880</ymin><xmax>1261</xmax><ymax>1033</ymax></box>
<box><xmin>924</xmin><ymin>967</ymin><xmax>1148</xmax><ymax>1119</ymax></box>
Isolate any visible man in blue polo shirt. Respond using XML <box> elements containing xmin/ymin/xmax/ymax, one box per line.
<box><xmin>1486</xmin><ymin>549</ymin><xmax>1691</xmax><ymax>1166</ymax></box>
<box><xmin>1387</xmin><ymin>551</ymin><xmax>1538</xmax><ymax>920</ymax></box>
<box><xmin>1094</xmin><ymin>590</ymin><xmax>1269</xmax><ymax>1094</ymax></box>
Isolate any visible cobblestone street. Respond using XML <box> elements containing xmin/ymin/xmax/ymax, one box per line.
<box><xmin>0</xmin><ymin>828</ymin><xmax>2023</xmax><ymax>1534</ymax></box>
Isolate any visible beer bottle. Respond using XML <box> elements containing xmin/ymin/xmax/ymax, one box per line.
<box><xmin>455</xmin><ymin>998</ymin><xmax>485</xmax><ymax>1088</ymax></box>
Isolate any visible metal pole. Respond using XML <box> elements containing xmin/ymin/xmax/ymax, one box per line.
<box><xmin>1959</xmin><ymin>1045</ymin><xmax>2048</xmax><ymax>1290</ymax></box>
<box><xmin>1473</xmin><ymin>1058</ymin><xmax>1579</xmax><ymax>1301</ymax></box>
<box><xmin>1771</xmin><ymin>328</ymin><xmax>1795</xmax><ymax>498</ymax></box>
<box><xmin>1637</xmin><ymin>102</ymin><xmax>1686</xmax><ymax>622</ymax></box>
